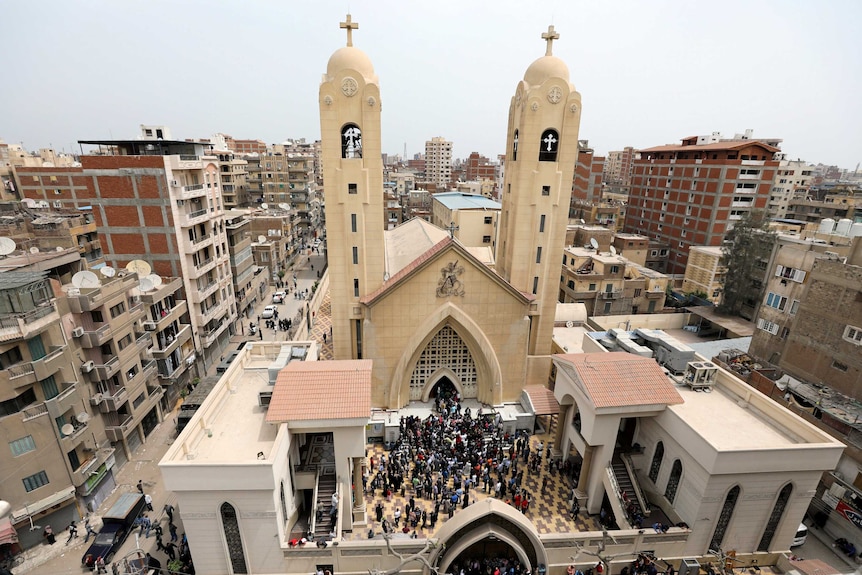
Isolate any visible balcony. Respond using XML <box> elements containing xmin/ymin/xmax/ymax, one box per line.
<box><xmin>67</xmin><ymin>274</ymin><xmax>137</xmax><ymax>313</ymax></box>
<box><xmin>46</xmin><ymin>383</ymin><xmax>80</xmax><ymax>418</ymax></box>
<box><xmin>178</xmin><ymin>183</ymin><xmax>207</xmax><ymax>200</ymax></box>
<box><xmin>135</xmin><ymin>332</ymin><xmax>152</xmax><ymax>351</ymax></box>
<box><xmin>97</xmin><ymin>386</ymin><xmax>128</xmax><ymax>413</ymax></box>
<box><xmin>0</xmin><ymin>305</ymin><xmax>59</xmax><ymax>343</ymax></box>
<box><xmin>192</xmin><ymin>256</ymin><xmax>216</xmax><ymax>277</ymax></box>
<box><xmin>644</xmin><ymin>289</ymin><xmax>665</xmax><ymax>299</ymax></box>
<box><xmin>79</xmin><ymin>323</ymin><xmax>113</xmax><ymax>348</ymax></box>
<box><xmin>182</xmin><ymin>207</ymin><xmax>210</xmax><ymax>227</ymax></box>
<box><xmin>141</xmin><ymin>359</ymin><xmax>157</xmax><ymax>381</ymax></box>
<box><xmin>105</xmin><ymin>415</ymin><xmax>134</xmax><ymax>442</ymax></box>
<box><xmin>189</xmin><ymin>233</ymin><xmax>214</xmax><ymax>250</ymax></box>
<box><xmin>93</xmin><ymin>356</ymin><xmax>120</xmax><ymax>381</ymax></box>
<box><xmin>601</xmin><ymin>290</ymin><xmax>623</xmax><ymax>300</ymax></box>
<box><xmin>201</xmin><ymin>318</ymin><xmax>229</xmax><ymax>348</ymax></box>
<box><xmin>150</xmin><ymin>325</ymin><xmax>191</xmax><ymax>358</ymax></box>
<box><xmin>190</xmin><ymin>280</ymin><xmax>219</xmax><ymax>303</ymax></box>
<box><xmin>72</xmin><ymin>447</ymin><xmax>116</xmax><ymax>488</ymax></box>
<box><xmin>21</xmin><ymin>402</ymin><xmax>49</xmax><ymax>422</ymax></box>
<box><xmin>167</xmin><ymin>155</ymin><xmax>202</xmax><ymax>171</ymax></box>
<box><xmin>61</xmin><ymin>420</ymin><xmax>88</xmax><ymax>443</ymax></box>
<box><xmin>732</xmin><ymin>201</ymin><xmax>755</xmax><ymax>208</ymax></box>
<box><xmin>3</xmin><ymin>362</ymin><xmax>37</xmax><ymax>388</ymax></box>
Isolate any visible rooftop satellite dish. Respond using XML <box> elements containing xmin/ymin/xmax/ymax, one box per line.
<box><xmin>55</xmin><ymin>246</ymin><xmax>64</xmax><ymax>252</ymax></box>
<box><xmin>100</xmin><ymin>266</ymin><xmax>116</xmax><ymax>278</ymax></box>
<box><xmin>610</xmin><ymin>246</ymin><xmax>617</xmax><ymax>256</ymax></box>
<box><xmin>22</xmin><ymin>198</ymin><xmax>37</xmax><ymax>208</ymax></box>
<box><xmin>126</xmin><ymin>260</ymin><xmax>152</xmax><ymax>276</ymax></box>
<box><xmin>278</xmin><ymin>203</ymin><xmax>290</xmax><ymax>211</ymax></box>
<box><xmin>589</xmin><ymin>237</ymin><xmax>599</xmax><ymax>250</ymax></box>
<box><xmin>260</xmin><ymin>203</ymin><xmax>269</xmax><ymax>210</ymax></box>
<box><xmin>579</xmin><ymin>218</ymin><xmax>586</xmax><ymax>225</ymax></box>
<box><xmin>146</xmin><ymin>274</ymin><xmax>163</xmax><ymax>288</ymax></box>
<box><xmin>258</xmin><ymin>235</ymin><xmax>267</xmax><ymax>243</ymax></box>
<box><xmin>29</xmin><ymin>246</ymin><xmax>40</xmax><ymax>254</ymax></box>
<box><xmin>0</xmin><ymin>237</ymin><xmax>16</xmax><ymax>256</ymax></box>
<box><xmin>139</xmin><ymin>277</ymin><xmax>155</xmax><ymax>292</ymax></box>
<box><xmin>72</xmin><ymin>271</ymin><xmax>100</xmax><ymax>288</ymax></box>
<box><xmin>75</xmin><ymin>412</ymin><xmax>90</xmax><ymax>424</ymax></box>
<box><xmin>61</xmin><ymin>424</ymin><xmax>75</xmax><ymax>436</ymax></box>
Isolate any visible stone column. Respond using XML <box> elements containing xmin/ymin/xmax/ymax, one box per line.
<box><xmin>575</xmin><ymin>444</ymin><xmax>593</xmax><ymax>498</ymax></box>
<box><xmin>553</xmin><ymin>404</ymin><xmax>569</xmax><ymax>454</ymax></box>
<box><xmin>353</xmin><ymin>457</ymin><xmax>364</xmax><ymax>510</ymax></box>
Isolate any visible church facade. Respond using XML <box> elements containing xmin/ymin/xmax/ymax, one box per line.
<box><xmin>321</xmin><ymin>20</ymin><xmax>580</xmax><ymax>408</ymax></box>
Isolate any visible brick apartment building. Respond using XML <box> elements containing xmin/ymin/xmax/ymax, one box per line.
<box><xmin>571</xmin><ymin>141</ymin><xmax>605</xmax><ymax>205</ymax></box>
<box><xmin>625</xmin><ymin>136</ymin><xmax>780</xmax><ymax>274</ymax></box>
<box><xmin>465</xmin><ymin>152</ymin><xmax>497</xmax><ymax>182</ymax></box>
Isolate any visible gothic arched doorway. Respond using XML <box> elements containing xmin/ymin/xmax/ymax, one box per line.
<box><xmin>409</xmin><ymin>325</ymin><xmax>477</xmax><ymax>401</ymax></box>
<box><xmin>446</xmin><ymin>537</ymin><xmax>524</xmax><ymax>575</ymax></box>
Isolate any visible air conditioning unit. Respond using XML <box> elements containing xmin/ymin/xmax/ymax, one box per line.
<box><xmin>53</xmin><ymin>200</ymin><xmax>63</xmax><ymax>208</ymax></box>
<box><xmin>72</xmin><ymin>327</ymin><xmax>85</xmax><ymax>338</ymax></box>
<box><xmin>258</xmin><ymin>391</ymin><xmax>273</xmax><ymax>408</ymax></box>
<box><xmin>89</xmin><ymin>393</ymin><xmax>103</xmax><ymax>406</ymax></box>
<box><xmin>142</xmin><ymin>321</ymin><xmax>157</xmax><ymax>331</ymax></box>
<box><xmin>170</xmin><ymin>179</ymin><xmax>180</xmax><ymax>187</ymax></box>
<box><xmin>81</xmin><ymin>361</ymin><xmax>95</xmax><ymax>373</ymax></box>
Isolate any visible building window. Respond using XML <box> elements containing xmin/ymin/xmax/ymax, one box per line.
<box><xmin>567</xmin><ymin>280</ymin><xmax>575</xmax><ymax>289</ymax></box>
<box><xmin>588</xmin><ymin>283</ymin><xmax>596</xmax><ymax>291</ymax></box>
<box><xmin>118</xmin><ymin>333</ymin><xmax>133</xmax><ymax>351</ymax></box>
<box><xmin>789</xmin><ymin>300</ymin><xmax>800</xmax><ymax>315</ymax></box>
<box><xmin>765</xmin><ymin>292</ymin><xmax>788</xmax><ymax>311</ymax></box>
<box><xmin>40</xmin><ymin>375</ymin><xmax>59</xmax><ymax>400</ymax></box>
<box><xmin>633</xmin><ymin>288</ymin><xmax>642</xmax><ymax>298</ymax></box>
<box><xmin>832</xmin><ymin>360</ymin><xmax>849</xmax><ymax>372</ymax></box>
<box><xmin>127</xmin><ymin>365</ymin><xmax>139</xmax><ymax>382</ymax></box>
<box><xmin>775</xmin><ymin>265</ymin><xmax>806</xmax><ymax>283</ymax></box>
<box><xmin>758</xmin><ymin>483</ymin><xmax>793</xmax><ymax>551</ymax></box>
<box><xmin>109</xmin><ymin>302</ymin><xmax>126</xmax><ymax>319</ymax></box>
<box><xmin>354</xmin><ymin>279</ymin><xmax>359</xmax><ymax>298</ymax></box>
<box><xmin>484</xmin><ymin>216</ymin><xmax>492</xmax><ymax>224</ymax></box>
<box><xmin>664</xmin><ymin>459</ymin><xmax>683</xmax><ymax>503</ymax></box>
<box><xmin>756</xmin><ymin>318</ymin><xmax>779</xmax><ymax>335</ymax></box>
<box><xmin>843</xmin><ymin>325</ymin><xmax>862</xmax><ymax>345</ymax></box>
<box><xmin>91</xmin><ymin>310</ymin><xmax>104</xmax><ymax>323</ymax></box>
<box><xmin>280</xmin><ymin>481</ymin><xmax>288</xmax><ymax>522</ymax></box>
<box><xmin>710</xmin><ymin>486</ymin><xmax>741</xmax><ymax>551</ymax></box>
<box><xmin>341</xmin><ymin>124</ymin><xmax>362</xmax><ymax>159</ymax></box>
<box><xmin>27</xmin><ymin>335</ymin><xmax>46</xmax><ymax>361</ymax></box>
<box><xmin>539</xmin><ymin>129</ymin><xmax>559</xmax><ymax>162</ymax></box>
<box><xmin>23</xmin><ymin>470</ymin><xmax>49</xmax><ymax>492</ymax></box>
<box><xmin>10</xmin><ymin>435</ymin><xmax>36</xmax><ymax>457</ymax></box>
<box><xmin>610</xmin><ymin>265</ymin><xmax>619</xmax><ymax>274</ymax></box>
<box><xmin>532</xmin><ymin>277</ymin><xmax>539</xmax><ymax>294</ymax></box>
<box><xmin>512</xmin><ymin>129</ymin><xmax>519</xmax><ymax>161</ymax></box>
<box><xmin>482</xmin><ymin>236</ymin><xmax>491</xmax><ymax>244</ymax></box>
<box><xmin>348</xmin><ymin>183</ymin><xmax>357</xmax><ymax>195</ymax></box>
<box><xmin>780</xmin><ymin>327</ymin><xmax>790</xmax><ymax>340</ymax></box>
<box><xmin>536</xmin><ymin>247</ymin><xmax>542</xmax><ymax>264</ymax></box>
<box><xmin>351</xmin><ymin>214</ymin><xmax>357</xmax><ymax>233</ymax></box>
<box><xmin>352</xmin><ymin>247</ymin><xmax>358</xmax><ymax>265</ymax></box>
<box><xmin>541</xmin><ymin>185</ymin><xmax>550</xmax><ymax>196</ymax></box>
<box><xmin>648</xmin><ymin>441</ymin><xmax>664</xmax><ymax>483</ymax></box>
<box><xmin>220</xmin><ymin>502</ymin><xmax>249</xmax><ymax>574</ymax></box>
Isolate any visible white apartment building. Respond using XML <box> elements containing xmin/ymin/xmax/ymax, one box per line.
<box><xmin>768</xmin><ymin>160</ymin><xmax>814</xmax><ymax>218</ymax></box>
<box><xmin>425</xmin><ymin>136</ymin><xmax>452</xmax><ymax>189</ymax></box>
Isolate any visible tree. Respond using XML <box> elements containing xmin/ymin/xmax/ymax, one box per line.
<box><xmin>717</xmin><ymin>210</ymin><xmax>775</xmax><ymax>316</ymax></box>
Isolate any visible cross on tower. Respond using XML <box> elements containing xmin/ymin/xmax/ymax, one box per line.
<box><xmin>542</xmin><ymin>25</ymin><xmax>560</xmax><ymax>56</ymax></box>
<box><xmin>446</xmin><ymin>221</ymin><xmax>460</xmax><ymax>239</ymax></box>
<box><xmin>340</xmin><ymin>14</ymin><xmax>359</xmax><ymax>47</ymax></box>
<box><xmin>543</xmin><ymin>132</ymin><xmax>558</xmax><ymax>152</ymax></box>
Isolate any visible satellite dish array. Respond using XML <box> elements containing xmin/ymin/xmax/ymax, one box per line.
<box><xmin>0</xmin><ymin>237</ymin><xmax>15</xmax><ymax>257</ymax></box>
<box><xmin>71</xmin><ymin>271</ymin><xmax>100</xmax><ymax>289</ymax></box>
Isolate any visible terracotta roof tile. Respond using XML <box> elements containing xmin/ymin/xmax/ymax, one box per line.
<box><xmin>523</xmin><ymin>385</ymin><xmax>559</xmax><ymax>416</ymax></box>
<box><xmin>639</xmin><ymin>141</ymin><xmax>780</xmax><ymax>154</ymax></box>
<box><xmin>554</xmin><ymin>352</ymin><xmax>683</xmax><ymax>409</ymax></box>
<box><xmin>265</xmin><ymin>360</ymin><xmax>372</xmax><ymax>424</ymax></box>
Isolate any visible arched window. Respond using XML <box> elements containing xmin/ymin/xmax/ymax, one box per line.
<box><xmin>512</xmin><ymin>129</ymin><xmax>519</xmax><ymax>161</ymax></box>
<box><xmin>341</xmin><ymin>123</ymin><xmax>362</xmax><ymax>158</ymax></box>
<box><xmin>280</xmin><ymin>481</ymin><xmax>288</xmax><ymax>522</ymax></box>
<box><xmin>758</xmin><ymin>483</ymin><xmax>793</xmax><ymax>551</ymax></box>
<box><xmin>539</xmin><ymin>129</ymin><xmax>559</xmax><ymax>162</ymax></box>
<box><xmin>709</xmin><ymin>486</ymin><xmax>741</xmax><ymax>552</ymax></box>
<box><xmin>664</xmin><ymin>459</ymin><xmax>682</xmax><ymax>503</ymax></box>
<box><xmin>648</xmin><ymin>441</ymin><xmax>664</xmax><ymax>483</ymax></box>
<box><xmin>567</xmin><ymin>280</ymin><xmax>575</xmax><ymax>289</ymax></box>
<box><xmin>220</xmin><ymin>502</ymin><xmax>249</xmax><ymax>574</ymax></box>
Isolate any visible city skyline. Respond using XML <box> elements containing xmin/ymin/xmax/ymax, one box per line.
<box><xmin>5</xmin><ymin>0</ymin><xmax>862</xmax><ymax>169</ymax></box>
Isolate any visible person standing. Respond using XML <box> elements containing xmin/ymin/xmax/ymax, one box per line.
<box><xmin>164</xmin><ymin>541</ymin><xmax>177</xmax><ymax>561</ymax></box>
<box><xmin>169</xmin><ymin>521</ymin><xmax>178</xmax><ymax>542</ymax></box>
<box><xmin>144</xmin><ymin>493</ymin><xmax>153</xmax><ymax>512</ymax></box>
<box><xmin>164</xmin><ymin>503</ymin><xmax>174</xmax><ymax>523</ymax></box>
<box><xmin>65</xmin><ymin>520</ymin><xmax>78</xmax><ymax>544</ymax></box>
<box><xmin>84</xmin><ymin>516</ymin><xmax>97</xmax><ymax>542</ymax></box>
<box><xmin>137</xmin><ymin>480</ymin><xmax>144</xmax><ymax>494</ymax></box>
<box><xmin>43</xmin><ymin>525</ymin><xmax>55</xmax><ymax>545</ymax></box>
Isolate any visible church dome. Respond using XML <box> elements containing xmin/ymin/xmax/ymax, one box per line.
<box><xmin>327</xmin><ymin>46</ymin><xmax>376</xmax><ymax>81</ymax></box>
<box><xmin>523</xmin><ymin>55</ymin><xmax>570</xmax><ymax>86</ymax></box>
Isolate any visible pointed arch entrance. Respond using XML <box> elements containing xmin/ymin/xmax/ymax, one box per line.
<box><xmin>410</xmin><ymin>325</ymin><xmax>477</xmax><ymax>401</ymax></box>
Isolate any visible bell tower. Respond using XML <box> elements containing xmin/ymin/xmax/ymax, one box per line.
<box><xmin>320</xmin><ymin>14</ymin><xmax>385</xmax><ymax>360</ymax></box>
<box><xmin>497</xmin><ymin>26</ymin><xmax>582</xmax><ymax>356</ymax></box>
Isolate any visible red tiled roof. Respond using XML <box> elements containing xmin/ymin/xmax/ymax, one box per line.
<box><xmin>554</xmin><ymin>352</ymin><xmax>683</xmax><ymax>409</ymax></box>
<box><xmin>523</xmin><ymin>385</ymin><xmax>559</xmax><ymax>415</ymax></box>
<box><xmin>639</xmin><ymin>141</ymin><xmax>780</xmax><ymax>154</ymax></box>
<box><xmin>265</xmin><ymin>360</ymin><xmax>372</xmax><ymax>424</ymax></box>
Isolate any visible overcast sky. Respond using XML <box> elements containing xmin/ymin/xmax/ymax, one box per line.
<box><xmin>5</xmin><ymin>0</ymin><xmax>861</xmax><ymax>169</ymax></box>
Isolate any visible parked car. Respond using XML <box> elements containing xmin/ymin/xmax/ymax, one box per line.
<box><xmin>272</xmin><ymin>291</ymin><xmax>286</xmax><ymax>304</ymax></box>
<box><xmin>261</xmin><ymin>305</ymin><xmax>277</xmax><ymax>319</ymax></box>
<box><xmin>82</xmin><ymin>493</ymin><xmax>146</xmax><ymax>569</ymax></box>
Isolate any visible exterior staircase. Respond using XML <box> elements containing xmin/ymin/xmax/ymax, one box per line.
<box><xmin>313</xmin><ymin>474</ymin><xmax>337</xmax><ymax>540</ymax></box>
<box><xmin>611</xmin><ymin>455</ymin><xmax>649</xmax><ymax>518</ymax></box>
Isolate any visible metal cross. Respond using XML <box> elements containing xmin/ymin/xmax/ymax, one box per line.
<box><xmin>543</xmin><ymin>133</ymin><xmax>558</xmax><ymax>152</ymax></box>
<box><xmin>542</xmin><ymin>25</ymin><xmax>560</xmax><ymax>56</ymax></box>
<box><xmin>446</xmin><ymin>221</ymin><xmax>460</xmax><ymax>239</ymax></box>
<box><xmin>340</xmin><ymin>14</ymin><xmax>359</xmax><ymax>47</ymax></box>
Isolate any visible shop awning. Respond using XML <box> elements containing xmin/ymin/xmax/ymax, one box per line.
<box><xmin>0</xmin><ymin>517</ymin><xmax>19</xmax><ymax>546</ymax></box>
<box><xmin>11</xmin><ymin>486</ymin><xmax>76</xmax><ymax>523</ymax></box>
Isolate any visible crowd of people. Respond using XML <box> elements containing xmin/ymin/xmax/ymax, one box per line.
<box><xmin>448</xmin><ymin>556</ymin><xmax>530</xmax><ymax>575</ymax></box>
<box><xmin>363</xmin><ymin>384</ymin><xmax>574</xmax><ymax>536</ymax></box>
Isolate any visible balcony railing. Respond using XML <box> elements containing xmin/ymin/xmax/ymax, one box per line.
<box><xmin>601</xmin><ymin>290</ymin><xmax>623</xmax><ymax>300</ymax></box>
<box><xmin>194</xmin><ymin>257</ymin><xmax>214</xmax><ymax>270</ymax></box>
<box><xmin>191</xmin><ymin>234</ymin><xmax>212</xmax><ymax>245</ymax></box>
<box><xmin>0</xmin><ymin>305</ymin><xmax>58</xmax><ymax>342</ymax></box>
<box><xmin>21</xmin><ymin>402</ymin><xmax>49</xmax><ymax>422</ymax></box>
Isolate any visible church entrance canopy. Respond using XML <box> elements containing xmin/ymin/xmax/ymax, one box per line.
<box><xmin>522</xmin><ymin>385</ymin><xmax>560</xmax><ymax>416</ymax></box>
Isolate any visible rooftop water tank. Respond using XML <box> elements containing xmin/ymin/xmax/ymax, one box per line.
<box><xmin>835</xmin><ymin>218</ymin><xmax>853</xmax><ymax>236</ymax></box>
<box><xmin>819</xmin><ymin>218</ymin><xmax>836</xmax><ymax>235</ymax></box>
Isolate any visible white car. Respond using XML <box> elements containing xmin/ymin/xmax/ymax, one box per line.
<box><xmin>272</xmin><ymin>291</ymin><xmax>286</xmax><ymax>304</ymax></box>
<box><xmin>261</xmin><ymin>305</ymin><xmax>277</xmax><ymax>319</ymax></box>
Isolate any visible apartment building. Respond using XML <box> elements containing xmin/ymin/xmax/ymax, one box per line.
<box><xmin>767</xmin><ymin>160</ymin><xmax>814</xmax><ymax>218</ymax></box>
<box><xmin>571</xmin><ymin>141</ymin><xmax>605</xmax><ymax>205</ymax></box>
<box><xmin>1</xmin><ymin>139</ymin><xmax>79</xmax><ymax>202</ymax></box>
<box><xmin>626</xmin><ymin>135</ymin><xmax>780</xmax><ymax>274</ymax></box>
<box><xmin>216</xmin><ymin>151</ymin><xmax>249</xmax><ymax>209</ymax></box>
<box><xmin>464</xmin><ymin>152</ymin><xmax>497</xmax><ymax>184</ymax></box>
<box><xmin>425</xmin><ymin>137</ymin><xmax>453</xmax><ymax>190</ymax></box>
<box><xmin>224</xmin><ymin>211</ymin><xmax>258</xmax><ymax>320</ymax></box>
<box><xmin>785</xmin><ymin>188</ymin><xmax>861</xmax><ymax>223</ymax></box>
<box><xmin>431</xmin><ymin>192</ymin><xmax>501</xmax><ymax>249</ymax></box>
<box><xmin>682</xmin><ymin>246</ymin><xmax>725</xmax><ymax>303</ymax></box>
<box><xmin>17</xmin><ymin>127</ymin><xmax>237</xmax><ymax>371</ymax></box>
<box><xmin>255</xmin><ymin>147</ymin><xmax>319</xmax><ymax>233</ymax></box>
<box><xmin>248</xmin><ymin>209</ymin><xmax>297</xmax><ymax>276</ymax></box>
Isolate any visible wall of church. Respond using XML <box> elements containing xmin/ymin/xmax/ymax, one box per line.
<box><xmin>361</xmin><ymin>250</ymin><xmax>531</xmax><ymax>408</ymax></box>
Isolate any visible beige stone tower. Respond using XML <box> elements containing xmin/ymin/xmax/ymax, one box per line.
<box><xmin>497</xmin><ymin>26</ymin><xmax>582</xmax><ymax>356</ymax></box>
<box><xmin>320</xmin><ymin>15</ymin><xmax>386</xmax><ymax>359</ymax></box>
